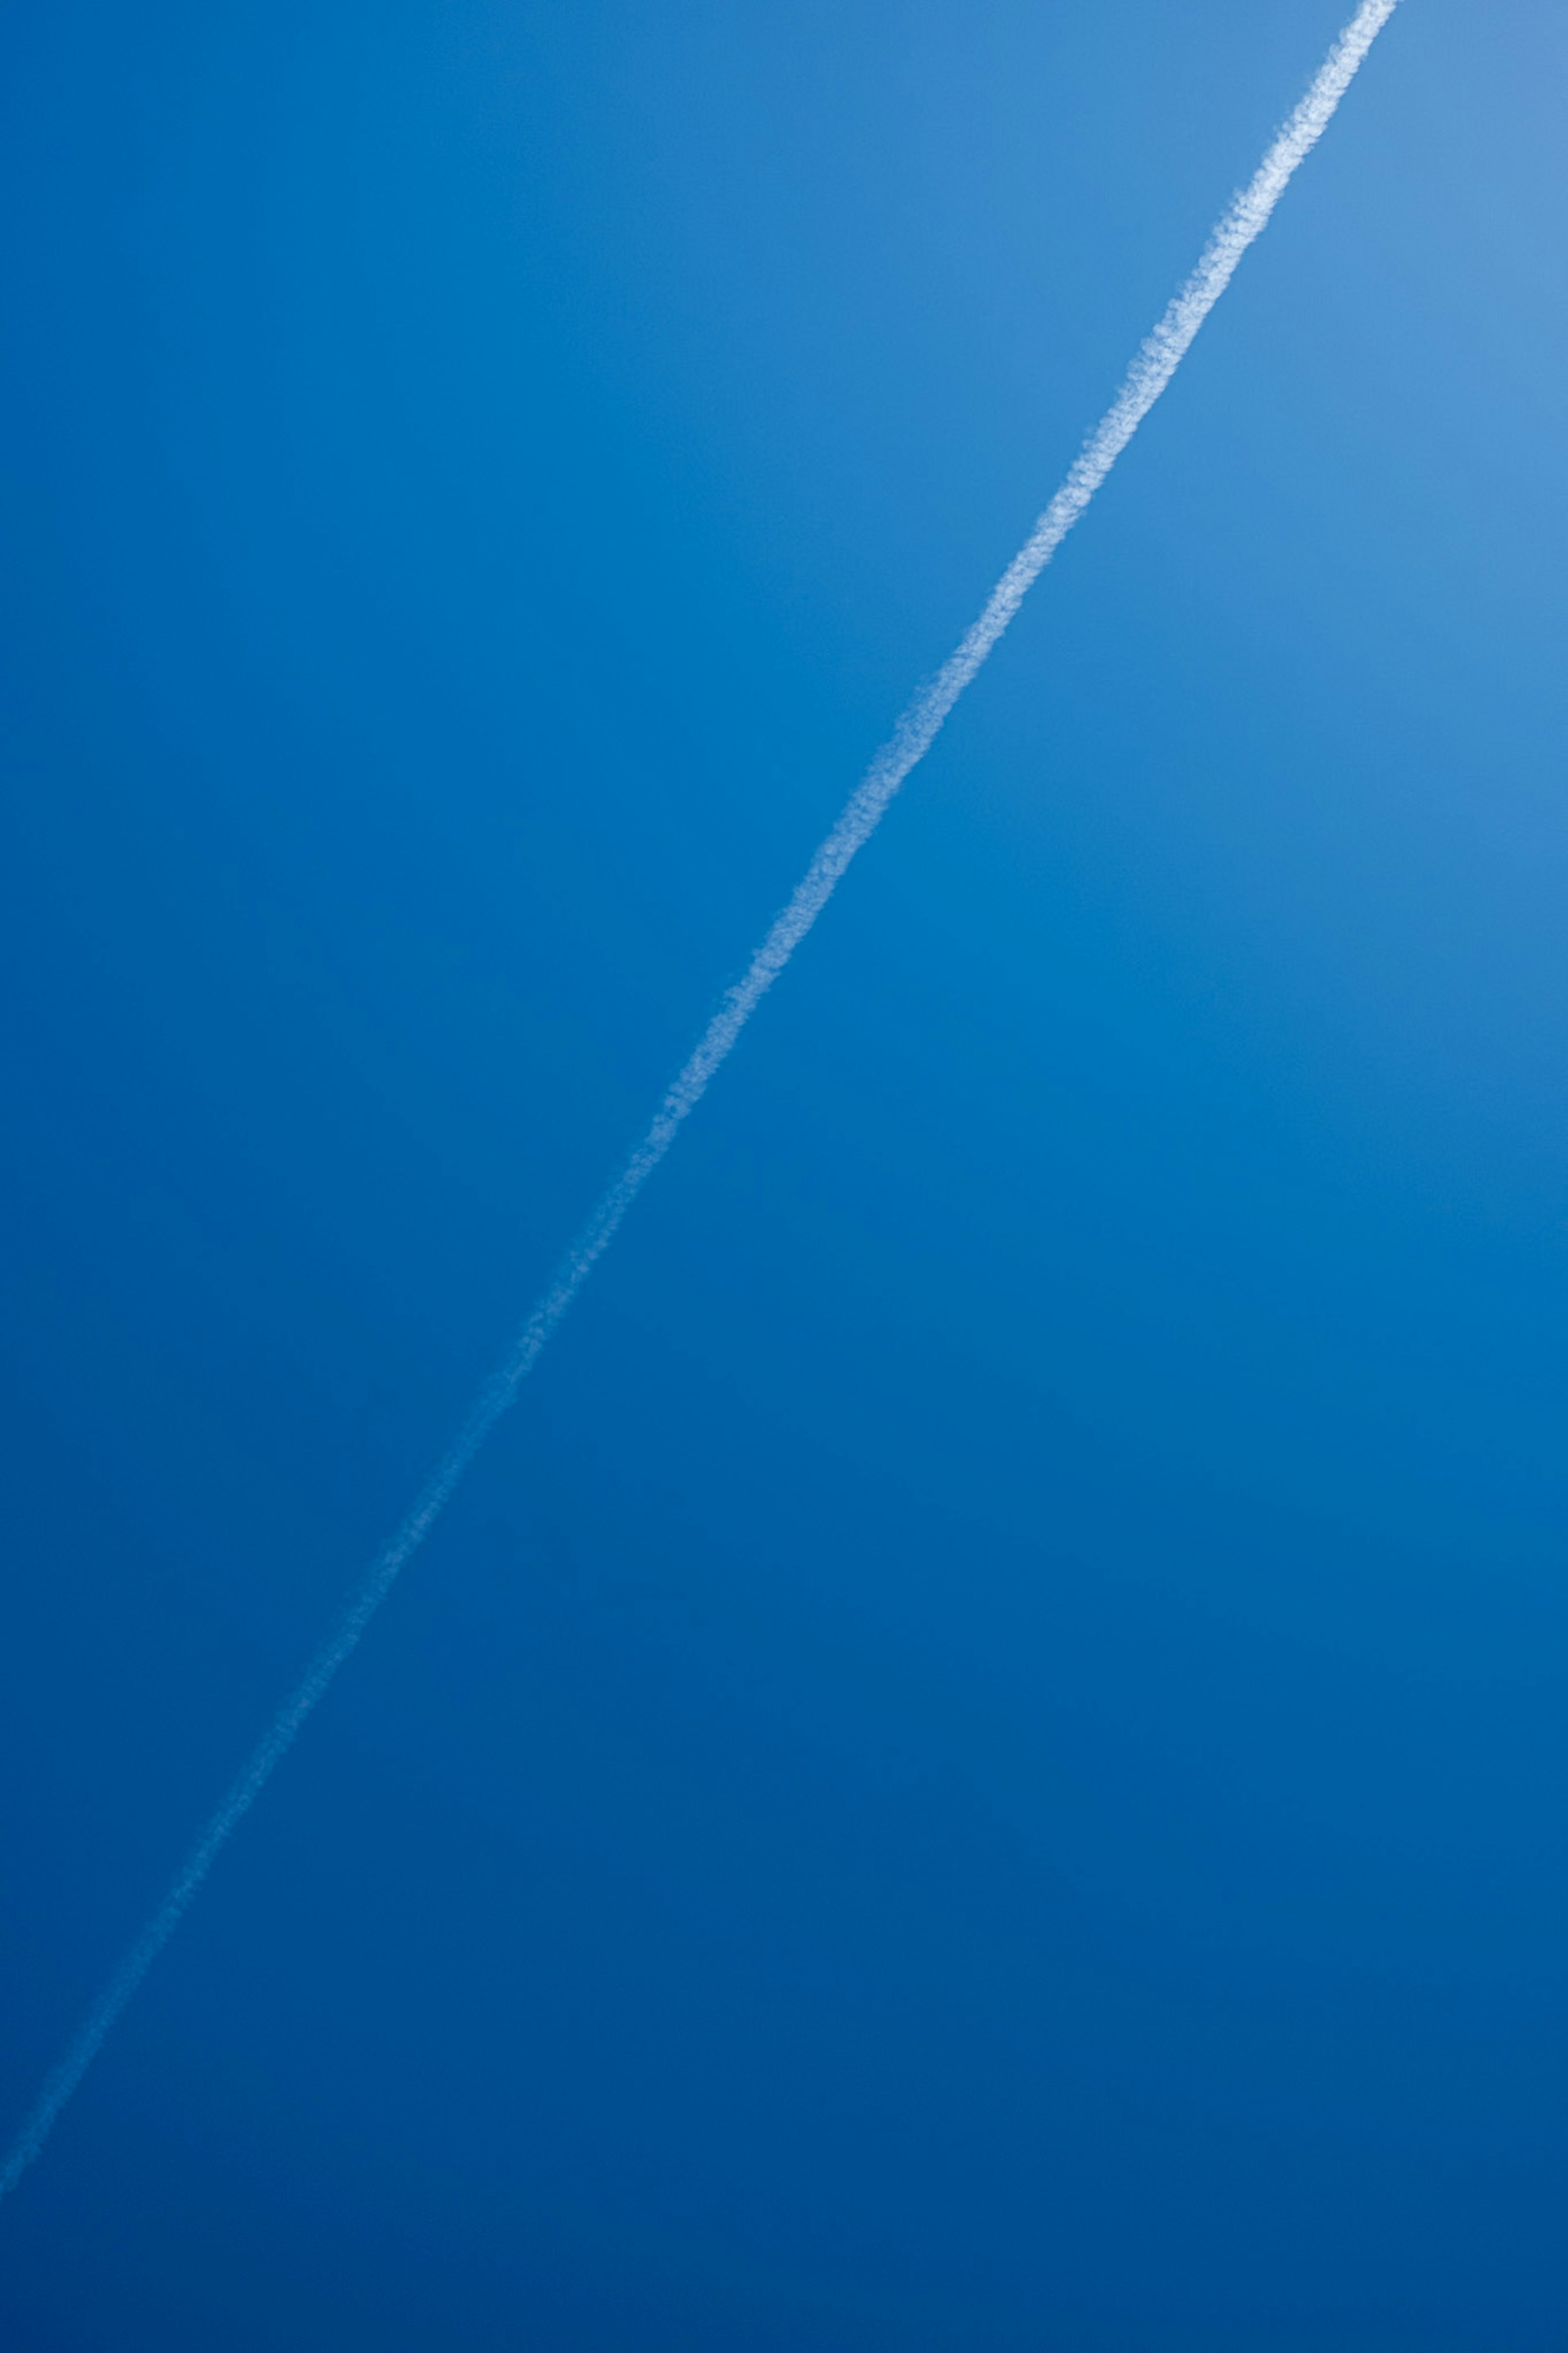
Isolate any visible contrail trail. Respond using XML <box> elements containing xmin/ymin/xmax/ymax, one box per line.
<box><xmin>0</xmin><ymin>0</ymin><xmax>1397</xmax><ymax>2204</ymax></box>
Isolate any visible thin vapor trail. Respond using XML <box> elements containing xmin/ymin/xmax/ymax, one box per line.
<box><xmin>0</xmin><ymin>0</ymin><xmax>1397</xmax><ymax>2204</ymax></box>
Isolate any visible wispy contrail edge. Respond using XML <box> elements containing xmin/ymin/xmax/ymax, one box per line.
<box><xmin>0</xmin><ymin>0</ymin><xmax>1398</xmax><ymax>2204</ymax></box>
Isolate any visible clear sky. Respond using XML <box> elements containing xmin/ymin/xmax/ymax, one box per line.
<box><xmin>2</xmin><ymin>1</ymin><xmax>1567</xmax><ymax>2344</ymax></box>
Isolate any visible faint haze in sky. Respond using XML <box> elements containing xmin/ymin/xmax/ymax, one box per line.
<box><xmin>2</xmin><ymin>2</ymin><xmax>1568</xmax><ymax>2347</ymax></box>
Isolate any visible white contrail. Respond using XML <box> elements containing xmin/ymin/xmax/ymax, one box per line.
<box><xmin>0</xmin><ymin>0</ymin><xmax>1397</xmax><ymax>2204</ymax></box>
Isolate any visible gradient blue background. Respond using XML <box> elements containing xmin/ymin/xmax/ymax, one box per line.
<box><xmin>3</xmin><ymin>2</ymin><xmax>1568</xmax><ymax>2343</ymax></box>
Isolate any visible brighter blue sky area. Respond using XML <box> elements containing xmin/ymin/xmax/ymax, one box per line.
<box><xmin>3</xmin><ymin>3</ymin><xmax>1568</xmax><ymax>2344</ymax></box>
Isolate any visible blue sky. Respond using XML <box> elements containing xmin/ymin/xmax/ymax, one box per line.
<box><xmin>3</xmin><ymin>1</ymin><xmax>1568</xmax><ymax>2343</ymax></box>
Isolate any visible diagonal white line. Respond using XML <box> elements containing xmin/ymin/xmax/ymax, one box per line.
<box><xmin>1</xmin><ymin>0</ymin><xmax>1399</xmax><ymax>2204</ymax></box>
